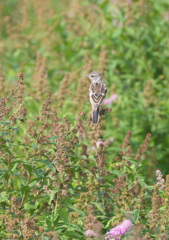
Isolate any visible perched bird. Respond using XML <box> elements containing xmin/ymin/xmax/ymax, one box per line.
<box><xmin>85</xmin><ymin>71</ymin><xmax>107</xmax><ymax>124</ymax></box>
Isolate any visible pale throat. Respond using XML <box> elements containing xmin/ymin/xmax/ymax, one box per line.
<box><xmin>92</xmin><ymin>78</ymin><xmax>102</xmax><ymax>84</ymax></box>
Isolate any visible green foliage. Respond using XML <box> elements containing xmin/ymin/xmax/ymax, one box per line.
<box><xmin>0</xmin><ymin>0</ymin><xmax>169</xmax><ymax>239</ymax></box>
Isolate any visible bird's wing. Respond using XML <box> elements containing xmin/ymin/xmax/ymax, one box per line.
<box><xmin>89</xmin><ymin>82</ymin><xmax>107</xmax><ymax>105</ymax></box>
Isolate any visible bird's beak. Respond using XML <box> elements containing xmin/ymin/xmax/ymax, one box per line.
<box><xmin>84</xmin><ymin>75</ymin><xmax>89</xmax><ymax>78</ymax></box>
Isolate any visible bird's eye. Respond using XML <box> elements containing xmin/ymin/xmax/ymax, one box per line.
<box><xmin>91</xmin><ymin>75</ymin><xmax>94</xmax><ymax>77</ymax></box>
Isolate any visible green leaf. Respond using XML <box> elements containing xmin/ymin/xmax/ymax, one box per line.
<box><xmin>58</xmin><ymin>208</ymin><xmax>69</xmax><ymax>223</ymax></box>
<box><xmin>65</xmin><ymin>230</ymin><xmax>83</xmax><ymax>239</ymax></box>
<box><xmin>32</xmin><ymin>142</ymin><xmax>37</xmax><ymax>150</ymax></box>
<box><xmin>37</xmin><ymin>159</ymin><xmax>55</xmax><ymax>171</ymax></box>
<box><xmin>21</xmin><ymin>185</ymin><xmax>30</xmax><ymax>195</ymax></box>
<box><xmin>0</xmin><ymin>191</ymin><xmax>8</xmax><ymax>202</ymax></box>
<box><xmin>66</xmin><ymin>205</ymin><xmax>85</xmax><ymax>217</ymax></box>
<box><xmin>60</xmin><ymin>236</ymin><xmax>69</xmax><ymax>240</ymax></box>
<box><xmin>105</xmin><ymin>218</ymin><xmax>113</xmax><ymax>228</ymax></box>
<box><xmin>24</xmin><ymin>202</ymin><xmax>36</xmax><ymax>210</ymax></box>
<box><xmin>91</xmin><ymin>202</ymin><xmax>105</xmax><ymax>214</ymax></box>
<box><xmin>29</xmin><ymin>177</ymin><xmax>49</xmax><ymax>184</ymax></box>
<box><xmin>23</xmin><ymin>164</ymin><xmax>32</xmax><ymax>175</ymax></box>
<box><xmin>46</xmin><ymin>219</ymin><xmax>53</xmax><ymax>229</ymax></box>
<box><xmin>133</xmin><ymin>209</ymin><xmax>140</xmax><ymax>223</ymax></box>
<box><xmin>49</xmin><ymin>190</ymin><xmax>57</xmax><ymax>204</ymax></box>
<box><xmin>127</xmin><ymin>173</ymin><xmax>135</xmax><ymax>181</ymax></box>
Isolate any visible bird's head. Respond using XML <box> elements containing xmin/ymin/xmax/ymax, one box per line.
<box><xmin>84</xmin><ymin>71</ymin><xmax>102</xmax><ymax>82</ymax></box>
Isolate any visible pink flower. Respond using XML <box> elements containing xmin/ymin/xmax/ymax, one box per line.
<box><xmin>156</xmin><ymin>170</ymin><xmax>165</xmax><ymax>189</ymax></box>
<box><xmin>105</xmin><ymin>220</ymin><xmax>133</xmax><ymax>240</ymax></box>
<box><xmin>126</xmin><ymin>0</ymin><xmax>132</xmax><ymax>4</ymax></box>
<box><xmin>96</xmin><ymin>138</ymin><xmax>114</xmax><ymax>148</ymax></box>
<box><xmin>103</xmin><ymin>94</ymin><xmax>118</xmax><ymax>105</ymax></box>
<box><xmin>85</xmin><ymin>230</ymin><xmax>97</xmax><ymax>237</ymax></box>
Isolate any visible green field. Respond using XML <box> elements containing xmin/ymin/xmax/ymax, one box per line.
<box><xmin>0</xmin><ymin>0</ymin><xmax>169</xmax><ymax>239</ymax></box>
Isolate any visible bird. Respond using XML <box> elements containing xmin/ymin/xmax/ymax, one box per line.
<box><xmin>85</xmin><ymin>71</ymin><xmax>107</xmax><ymax>124</ymax></box>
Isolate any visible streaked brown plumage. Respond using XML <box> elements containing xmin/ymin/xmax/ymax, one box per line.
<box><xmin>85</xmin><ymin>71</ymin><xmax>107</xmax><ymax>124</ymax></box>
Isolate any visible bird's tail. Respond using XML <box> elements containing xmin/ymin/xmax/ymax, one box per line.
<box><xmin>92</xmin><ymin>105</ymin><xmax>100</xmax><ymax>124</ymax></box>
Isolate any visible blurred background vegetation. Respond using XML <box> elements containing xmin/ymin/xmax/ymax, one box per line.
<box><xmin>1</xmin><ymin>1</ymin><xmax>169</xmax><ymax>239</ymax></box>
<box><xmin>1</xmin><ymin>0</ymin><xmax>169</xmax><ymax>179</ymax></box>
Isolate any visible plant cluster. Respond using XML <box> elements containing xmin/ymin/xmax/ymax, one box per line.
<box><xmin>0</xmin><ymin>0</ymin><xmax>169</xmax><ymax>239</ymax></box>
